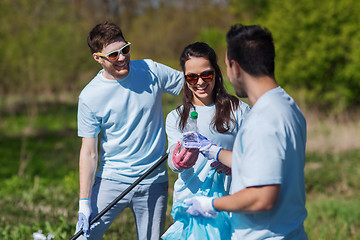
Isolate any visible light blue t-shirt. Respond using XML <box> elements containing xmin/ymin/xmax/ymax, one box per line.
<box><xmin>230</xmin><ymin>87</ymin><xmax>308</xmax><ymax>239</ymax></box>
<box><xmin>77</xmin><ymin>59</ymin><xmax>184</xmax><ymax>184</ymax></box>
<box><xmin>166</xmin><ymin>102</ymin><xmax>250</xmax><ymax>202</ymax></box>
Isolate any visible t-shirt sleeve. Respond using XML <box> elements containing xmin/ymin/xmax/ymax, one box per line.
<box><xmin>150</xmin><ymin>60</ymin><xmax>184</xmax><ymax>96</ymax></box>
<box><xmin>235</xmin><ymin>100</ymin><xmax>251</xmax><ymax>130</ymax></box>
<box><xmin>241</xmin><ymin>101</ymin><xmax>251</xmax><ymax>116</ymax></box>
<box><xmin>77</xmin><ymin>97</ymin><xmax>101</xmax><ymax>138</ymax></box>
<box><xmin>240</xmin><ymin>120</ymin><xmax>285</xmax><ymax>187</ymax></box>
<box><xmin>165</xmin><ymin>110</ymin><xmax>183</xmax><ymax>152</ymax></box>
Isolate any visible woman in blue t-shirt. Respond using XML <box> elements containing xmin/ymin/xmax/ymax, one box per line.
<box><xmin>162</xmin><ymin>42</ymin><xmax>250</xmax><ymax>240</ymax></box>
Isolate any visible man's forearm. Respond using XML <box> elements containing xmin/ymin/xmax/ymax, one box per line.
<box><xmin>213</xmin><ymin>184</ymin><xmax>280</xmax><ymax>213</ymax></box>
<box><xmin>79</xmin><ymin>156</ymin><xmax>97</xmax><ymax>198</ymax></box>
<box><xmin>79</xmin><ymin>138</ymin><xmax>98</xmax><ymax>199</ymax></box>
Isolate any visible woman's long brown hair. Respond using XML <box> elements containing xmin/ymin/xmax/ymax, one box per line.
<box><xmin>178</xmin><ymin>42</ymin><xmax>239</xmax><ymax>133</ymax></box>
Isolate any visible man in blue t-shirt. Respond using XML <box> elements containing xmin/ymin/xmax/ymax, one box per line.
<box><xmin>75</xmin><ymin>21</ymin><xmax>184</xmax><ymax>240</ymax></box>
<box><xmin>184</xmin><ymin>24</ymin><xmax>308</xmax><ymax>239</ymax></box>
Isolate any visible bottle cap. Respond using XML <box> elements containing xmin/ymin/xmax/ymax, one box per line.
<box><xmin>190</xmin><ymin>111</ymin><xmax>198</xmax><ymax>119</ymax></box>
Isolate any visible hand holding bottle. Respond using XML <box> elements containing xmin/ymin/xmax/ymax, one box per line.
<box><xmin>172</xmin><ymin>141</ymin><xmax>199</xmax><ymax>169</ymax></box>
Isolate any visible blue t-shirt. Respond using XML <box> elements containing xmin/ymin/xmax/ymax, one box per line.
<box><xmin>166</xmin><ymin>102</ymin><xmax>250</xmax><ymax>202</ymax></box>
<box><xmin>77</xmin><ymin>59</ymin><xmax>184</xmax><ymax>184</ymax></box>
<box><xmin>230</xmin><ymin>87</ymin><xmax>308</xmax><ymax>239</ymax></box>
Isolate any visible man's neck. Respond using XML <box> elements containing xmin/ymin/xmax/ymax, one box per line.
<box><xmin>247</xmin><ymin>76</ymin><xmax>278</xmax><ymax>106</ymax></box>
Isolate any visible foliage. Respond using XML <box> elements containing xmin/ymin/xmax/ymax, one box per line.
<box><xmin>229</xmin><ymin>0</ymin><xmax>270</xmax><ymax>20</ymax></box>
<box><xmin>1</xmin><ymin>0</ymin><xmax>359</xmax><ymax>114</ymax></box>
<box><xmin>128</xmin><ymin>0</ymin><xmax>232</xmax><ymax>63</ymax></box>
<box><xmin>0</xmin><ymin>0</ymin><xmax>95</xmax><ymax>97</ymax></box>
<box><xmin>196</xmin><ymin>28</ymin><xmax>227</xmax><ymax>52</ymax></box>
<box><xmin>252</xmin><ymin>0</ymin><xmax>360</xmax><ymax>113</ymax></box>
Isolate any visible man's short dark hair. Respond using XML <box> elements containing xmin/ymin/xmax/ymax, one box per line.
<box><xmin>87</xmin><ymin>21</ymin><xmax>126</xmax><ymax>53</ymax></box>
<box><xmin>226</xmin><ymin>24</ymin><xmax>275</xmax><ymax>78</ymax></box>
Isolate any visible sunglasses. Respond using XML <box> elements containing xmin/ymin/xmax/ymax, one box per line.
<box><xmin>185</xmin><ymin>70</ymin><xmax>214</xmax><ymax>85</ymax></box>
<box><xmin>96</xmin><ymin>42</ymin><xmax>131</xmax><ymax>62</ymax></box>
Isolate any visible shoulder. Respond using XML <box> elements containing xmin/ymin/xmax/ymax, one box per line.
<box><xmin>252</xmin><ymin>88</ymin><xmax>287</xmax><ymax>113</ymax></box>
<box><xmin>258</xmin><ymin>87</ymin><xmax>302</xmax><ymax>118</ymax></box>
<box><xmin>231</xmin><ymin>99</ymin><xmax>251</xmax><ymax>120</ymax></box>
<box><xmin>166</xmin><ymin>107</ymin><xmax>182</xmax><ymax>122</ymax></box>
<box><xmin>238</xmin><ymin>99</ymin><xmax>251</xmax><ymax>113</ymax></box>
<box><xmin>246</xmin><ymin>88</ymin><xmax>305</xmax><ymax>129</ymax></box>
<box><xmin>144</xmin><ymin>59</ymin><xmax>180</xmax><ymax>73</ymax></box>
<box><xmin>129</xmin><ymin>59</ymin><xmax>152</xmax><ymax>70</ymax></box>
<box><xmin>131</xmin><ymin>59</ymin><xmax>161</xmax><ymax>70</ymax></box>
<box><xmin>165</xmin><ymin>107</ymin><xmax>182</xmax><ymax>134</ymax></box>
<box><xmin>79</xmin><ymin>71</ymin><xmax>102</xmax><ymax>99</ymax></box>
<box><xmin>127</xmin><ymin>60</ymin><xmax>159</xmax><ymax>82</ymax></box>
<box><xmin>131</xmin><ymin>59</ymin><xmax>178</xmax><ymax>75</ymax></box>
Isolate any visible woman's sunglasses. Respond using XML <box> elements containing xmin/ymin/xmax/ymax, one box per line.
<box><xmin>185</xmin><ymin>70</ymin><xmax>214</xmax><ymax>85</ymax></box>
<box><xmin>96</xmin><ymin>42</ymin><xmax>131</xmax><ymax>62</ymax></box>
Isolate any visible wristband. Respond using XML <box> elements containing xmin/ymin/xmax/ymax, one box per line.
<box><xmin>210</xmin><ymin>145</ymin><xmax>222</xmax><ymax>161</ymax></box>
<box><xmin>211</xmin><ymin>197</ymin><xmax>219</xmax><ymax>212</ymax></box>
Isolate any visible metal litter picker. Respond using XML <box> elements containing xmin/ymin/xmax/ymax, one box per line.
<box><xmin>70</xmin><ymin>153</ymin><xmax>169</xmax><ymax>240</ymax></box>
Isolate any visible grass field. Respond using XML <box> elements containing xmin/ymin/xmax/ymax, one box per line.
<box><xmin>0</xmin><ymin>97</ymin><xmax>359</xmax><ymax>239</ymax></box>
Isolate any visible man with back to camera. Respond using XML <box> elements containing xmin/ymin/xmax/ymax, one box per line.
<box><xmin>75</xmin><ymin>21</ymin><xmax>184</xmax><ymax>239</ymax></box>
<box><xmin>184</xmin><ymin>24</ymin><xmax>308</xmax><ymax>239</ymax></box>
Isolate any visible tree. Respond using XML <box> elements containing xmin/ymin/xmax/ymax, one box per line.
<box><xmin>128</xmin><ymin>0</ymin><xmax>233</xmax><ymax>66</ymax></box>
<box><xmin>258</xmin><ymin>0</ymin><xmax>360</xmax><ymax>113</ymax></box>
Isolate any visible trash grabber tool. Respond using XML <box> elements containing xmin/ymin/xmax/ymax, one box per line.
<box><xmin>70</xmin><ymin>153</ymin><xmax>169</xmax><ymax>240</ymax></box>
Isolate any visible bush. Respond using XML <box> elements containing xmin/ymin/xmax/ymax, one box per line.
<box><xmin>257</xmin><ymin>0</ymin><xmax>360</xmax><ymax>113</ymax></box>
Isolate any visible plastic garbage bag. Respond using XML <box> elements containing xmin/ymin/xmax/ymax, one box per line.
<box><xmin>162</xmin><ymin>168</ymin><xmax>232</xmax><ymax>240</ymax></box>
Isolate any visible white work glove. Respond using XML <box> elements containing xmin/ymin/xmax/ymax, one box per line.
<box><xmin>184</xmin><ymin>196</ymin><xmax>218</xmax><ymax>218</ymax></box>
<box><xmin>198</xmin><ymin>133</ymin><xmax>222</xmax><ymax>161</ymax></box>
<box><xmin>76</xmin><ymin>198</ymin><xmax>92</xmax><ymax>237</ymax></box>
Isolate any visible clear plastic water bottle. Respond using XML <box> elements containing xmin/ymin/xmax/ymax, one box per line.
<box><xmin>183</xmin><ymin>111</ymin><xmax>200</xmax><ymax>148</ymax></box>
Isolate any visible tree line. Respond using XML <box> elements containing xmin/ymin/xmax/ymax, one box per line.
<box><xmin>0</xmin><ymin>0</ymin><xmax>359</xmax><ymax>114</ymax></box>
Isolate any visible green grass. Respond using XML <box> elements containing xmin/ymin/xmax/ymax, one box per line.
<box><xmin>0</xmin><ymin>100</ymin><xmax>359</xmax><ymax>239</ymax></box>
<box><xmin>305</xmin><ymin>196</ymin><xmax>360</xmax><ymax>239</ymax></box>
<box><xmin>305</xmin><ymin>150</ymin><xmax>360</xmax><ymax>195</ymax></box>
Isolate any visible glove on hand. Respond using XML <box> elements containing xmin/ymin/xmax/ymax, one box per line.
<box><xmin>183</xmin><ymin>131</ymin><xmax>200</xmax><ymax>148</ymax></box>
<box><xmin>184</xmin><ymin>196</ymin><xmax>218</xmax><ymax>218</ymax></box>
<box><xmin>211</xmin><ymin>161</ymin><xmax>231</xmax><ymax>175</ymax></box>
<box><xmin>76</xmin><ymin>198</ymin><xmax>92</xmax><ymax>237</ymax></box>
<box><xmin>197</xmin><ymin>133</ymin><xmax>222</xmax><ymax>161</ymax></box>
<box><xmin>172</xmin><ymin>141</ymin><xmax>199</xmax><ymax>169</ymax></box>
